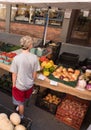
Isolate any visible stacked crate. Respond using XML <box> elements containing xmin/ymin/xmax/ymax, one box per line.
<box><xmin>36</xmin><ymin>88</ymin><xmax>66</xmax><ymax>114</ymax></box>
<box><xmin>58</xmin><ymin>52</ymin><xmax>79</xmax><ymax>68</ymax></box>
<box><xmin>55</xmin><ymin>95</ymin><xmax>90</xmax><ymax>130</ymax></box>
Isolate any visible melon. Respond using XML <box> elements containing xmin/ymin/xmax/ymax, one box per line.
<box><xmin>10</xmin><ymin>112</ymin><xmax>21</xmax><ymax>125</ymax></box>
<box><xmin>14</xmin><ymin>124</ymin><xmax>26</xmax><ymax>130</ymax></box>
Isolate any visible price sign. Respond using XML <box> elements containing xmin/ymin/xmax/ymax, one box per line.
<box><xmin>37</xmin><ymin>74</ymin><xmax>46</xmax><ymax>80</ymax></box>
<box><xmin>50</xmin><ymin>80</ymin><xmax>58</xmax><ymax>86</ymax></box>
<box><xmin>83</xmin><ymin>11</ymin><xmax>89</xmax><ymax>17</ymax></box>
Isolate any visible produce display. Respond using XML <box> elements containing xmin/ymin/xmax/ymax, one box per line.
<box><xmin>0</xmin><ymin>42</ymin><xmax>20</xmax><ymax>52</ymax></box>
<box><xmin>0</xmin><ymin>112</ymin><xmax>26</xmax><ymax>130</ymax></box>
<box><xmin>0</xmin><ymin>52</ymin><xmax>17</xmax><ymax>64</ymax></box>
<box><xmin>52</xmin><ymin>66</ymin><xmax>80</xmax><ymax>82</ymax></box>
<box><xmin>78</xmin><ymin>69</ymin><xmax>91</xmax><ymax>90</ymax></box>
<box><xmin>10</xmin><ymin>113</ymin><xmax>21</xmax><ymax>125</ymax></box>
<box><xmin>43</xmin><ymin>93</ymin><xmax>61</xmax><ymax>105</ymax></box>
<box><xmin>39</xmin><ymin>56</ymin><xmax>57</xmax><ymax>76</ymax></box>
<box><xmin>0</xmin><ymin>42</ymin><xmax>90</xmax><ymax>130</ymax></box>
<box><xmin>0</xmin><ymin>104</ymin><xmax>32</xmax><ymax>130</ymax></box>
<box><xmin>14</xmin><ymin>124</ymin><xmax>26</xmax><ymax>130</ymax></box>
<box><xmin>48</xmin><ymin>65</ymin><xmax>80</xmax><ymax>87</ymax></box>
<box><xmin>35</xmin><ymin>89</ymin><xmax>66</xmax><ymax>114</ymax></box>
<box><xmin>56</xmin><ymin>95</ymin><xmax>89</xmax><ymax>130</ymax></box>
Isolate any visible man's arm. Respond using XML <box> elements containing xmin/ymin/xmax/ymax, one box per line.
<box><xmin>12</xmin><ymin>73</ymin><xmax>17</xmax><ymax>87</ymax></box>
<box><xmin>33</xmin><ymin>72</ymin><xmax>37</xmax><ymax>80</ymax></box>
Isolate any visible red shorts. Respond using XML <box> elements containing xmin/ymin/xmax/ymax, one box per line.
<box><xmin>12</xmin><ymin>87</ymin><xmax>33</xmax><ymax>102</ymax></box>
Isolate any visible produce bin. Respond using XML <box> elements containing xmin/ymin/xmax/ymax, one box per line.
<box><xmin>0</xmin><ymin>104</ymin><xmax>32</xmax><ymax>130</ymax></box>
<box><xmin>48</xmin><ymin>65</ymin><xmax>80</xmax><ymax>87</ymax></box>
<box><xmin>35</xmin><ymin>88</ymin><xmax>66</xmax><ymax>114</ymax></box>
<box><xmin>0</xmin><ymin>73</ymin><xmax>12</xmax><ymax>96</ymax></box>
<box><xmin>58</xmin><ymin>52</ymin><xmax>79</xmax><ymax>68</ymax></box>
<box><xmin>55</xmin><ymin>94</ymin><xmax>90</xmax><ymax>130</ymax></box>
<box><xmin>48</xmin><ymin>74</ymin><xmax>77</xmax><ymax>87</ymax></box>
<box><xmin>0</xmin><ymin>42</ymin><xmax>20</xmax><ymax>52</ymax></box>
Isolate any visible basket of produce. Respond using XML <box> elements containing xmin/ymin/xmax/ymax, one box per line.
<box><xmin>6</xmin><ymin>52</ymin><xmax>17</xmax><ymax>59</ymax></box>
<box><xmin>0</xmin><ymin>104</ymin><xmax>32</xmax><ymax>130</ymax></box>
<box><xmin>0</xmin><ymin>42</ymin><xmax>20</xmax><ymax>52</ymax></box>
<box><xmin>48</xmin><ymin>65</ymin><xmax>80</xmax><ymax>87</ymax></box>
<box><xmin>39</xmin><ymin>56</ymin><xmax>57</xmax><ymax>76</ymax></box>
<box><xmin>55</xmin><ymin>94</ymin><xmax>90</xmax><ymax>130</ymax></box>
<box><xmin>3</xmin><ymin>59</ymin><xmax>11</xmax><ymax>65</ymax></box>
<box><xmin>0</xmin><ymin>57</ymin><xmax>4</xmax><ymax>63</ymax></box>
<box><xmin>1</xmin><ymin>52</ymin><xmax>7</xmax><ymax>60</ymax></box>
<box><xmin>78</xmin><ymin>69</ymin><xmax>91</xmax><ymax>90</ymax></box>
<box><xmin>35</xmin><ymin>88</ymin><xmax>66</xmax><ymax>114</ymax></box>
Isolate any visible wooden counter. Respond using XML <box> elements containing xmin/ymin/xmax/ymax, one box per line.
<box><xmin>0</xmin><ymin>62</ymin><xmax>10</xmax><ymax>72</ymax></box>
<box><xmin>35</xmin><ymin>77</ymin><xmax>91</xmax><ymax>101</ymax></box>
<box><xmin>0</xmin><ymin>62</ymin><xmax>91</xmax><ymax>101</ymax></box>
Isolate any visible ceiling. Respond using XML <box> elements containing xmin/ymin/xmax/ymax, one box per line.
<box><xmin>0</xmin><ymin>0</ymin><xmax>91</xmax><ymax>9</ymax></box>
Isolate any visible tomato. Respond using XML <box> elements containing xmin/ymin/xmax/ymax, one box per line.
<box><xmin>39</xmin><ymin>56</ymin><xmax>49</xmax><ymax>62</ymax></box>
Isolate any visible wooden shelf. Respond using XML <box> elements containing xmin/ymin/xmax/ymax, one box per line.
<box><xmin>35</xmin><ymin>77</ymin><xmax>91</xmax><ymax>101</ymax></box>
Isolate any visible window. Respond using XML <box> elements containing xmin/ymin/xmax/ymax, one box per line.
<box><xmin>11</xmin><ymin>4</ymin><xmax>64</xmax><ymax>27</ymax></box>
<box><xmin>0</xmin><ymin>4</ymin><xmax>6</xmax><ymax>20</ymax></box>
<box><xmin>71</xmin><ymin>9</ymin><xmax>91</xmax><ymax>46</ymax></box>
<box><xmin>71</xmin><ymin>10</ymin><xmax>90</xmax><ymax>40</ymax></box>
<box><xmin>11</xmin><ymin>4</ymin><xmax>30</xmax><ymax>22</ymax></box>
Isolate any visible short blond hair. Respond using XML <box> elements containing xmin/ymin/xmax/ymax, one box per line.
<box><xmin>20</xmin><ymin>36</ymin><xmax>34</xmax><ymax>50</ymax></box>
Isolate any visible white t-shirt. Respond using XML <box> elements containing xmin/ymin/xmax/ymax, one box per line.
<box><xmin>10</xmin><ymin>52</ymin><xmax>40</xmax><ymax>90</ymax></box>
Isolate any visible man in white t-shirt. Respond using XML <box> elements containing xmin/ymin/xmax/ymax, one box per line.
<box><xmin>10</xmin><ymin>36</ymin><xmax>40</xmax><ymax>118</ymax></box>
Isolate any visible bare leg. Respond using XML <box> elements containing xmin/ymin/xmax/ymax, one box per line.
<box><xmin>19</xmin><ymin>104</ymin><xmax>24</xmax><ymax>117</ymax></box>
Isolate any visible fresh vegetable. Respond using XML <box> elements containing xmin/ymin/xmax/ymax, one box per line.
<box><xmin>39</xmin><ymin>56</ymin><xmax>57</xmax><ymax>76</ymax></box>
<box><xmin>41</xmin><ymin>61</ymin><xmax>48</xmax><ymax>68</ymax></box>
<box><xmin>10</xmin><ymin>112</ymin><xmax>21</xmax><ymax>126</ymax></box>
<box><xmin>43</xmin><ymin>70</ymin><xmax>50</xmax><ymax>76</ymax></box>
<box><xmin>0</xmin><ymin>113</ymin><xmax>14</xmax><ymax>130</ymax></box>
<box><xmin>14</xmin><ymin>124</ymin><xmax>26</xmax><ymax>130</ymax></box>
<box><xmin>45</xmin><ymin>62</ymin><xmax>53</xmax><ymax>68</ymax></box>
<box><xmin>86</xmin><ymin>83</ymin><xmax>91</xmax><ymax>90</ymax></box>
<box><xmin>39</xmin><ymin>56</ymin><xmax>48</xmax><ymax>62</ymax></box>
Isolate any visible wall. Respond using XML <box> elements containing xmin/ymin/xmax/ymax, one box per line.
<box><xmin>0</xmin><ymin>21</ymin><xmax>61</xmax><ymax>42</ymax></box>
<box><xmin>0</xmin><ymin>21</ymin><xmax>91</xmax><ymax>61</ymax></box>
<box><xmin>0</xmin><ymin>21</ymin><xmax>5</xmax><ymax>32</ymax></box>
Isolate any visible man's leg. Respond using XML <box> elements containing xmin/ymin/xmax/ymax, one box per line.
<box><xmin>18</xmin><ymin>104</ymin><xmax>24</xmax><ymax>118</ymax></box>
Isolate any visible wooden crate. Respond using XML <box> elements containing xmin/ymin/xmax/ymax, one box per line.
<box><xmin>55</xmin><ymin>94</ymin><xmax>90</xmax><ymax>130</ymax></box>
<box><xmin>36</xmin><ymin>89</ymin><xmax>66</xmax><ymax>114</ymax></box>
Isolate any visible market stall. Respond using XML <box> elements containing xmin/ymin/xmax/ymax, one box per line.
<box><xmin>0</xmin><ymin>57</ymin><xmax>91</xmax><ymax>101</ymax></box>
<box><xmin>0</xmin><ymin>1</ymin><xmax>91</xmax><ymax>130</ymax></box>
